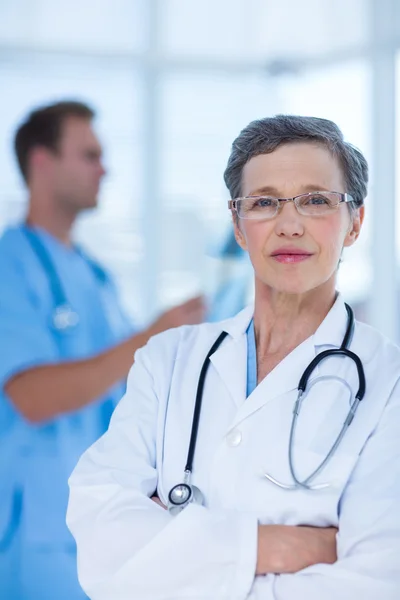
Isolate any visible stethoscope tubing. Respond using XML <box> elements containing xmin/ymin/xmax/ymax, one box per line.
<box><xmin>23</xmin><ymin>226</ymin><xmax>107</xmax><ymax>332</ymax></box>
<box><xmin>168</xmin><ymin>303</ymin><xmax>365</xmax><ymax>510</ymax></box>
<box><xmin>184</xmin><ymin>331</ymin><xmax>228</xmax><ymax>474</ymax></box>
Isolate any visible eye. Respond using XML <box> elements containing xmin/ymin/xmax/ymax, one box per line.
<box><xmin>250</xmin><ymin>196</ymin><xmax>276</xmax><ymax>208</ymax></box>
<box><xmin>84</xmin><ymin>150</ymin><xmax>102</xmax><ymax>163</ymax></box>
<box><xmin>304</xmin><ymin>194</ymin><xmax>330</xmax><ymax>206</ymax></box>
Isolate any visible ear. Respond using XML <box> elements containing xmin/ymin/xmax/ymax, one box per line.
<box><xmin>231</xmin><ymin>212</ymin><xmax>248</xmax><ymax>251</ymax></box>
<box><xmin>343</xmin><ymin>205</ymin><xmax>364</xmax><ymax>247</ymax></box>
<box><xmin>30</xmin><ymin>146</ymin><xmax>55</xmax><ymax>174</ymax></box>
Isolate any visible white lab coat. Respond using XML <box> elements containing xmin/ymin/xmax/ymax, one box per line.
<box><xmin>67</xmin><ymin>297</ymin><xmax>400</xmax><ymax>600</ymax></box>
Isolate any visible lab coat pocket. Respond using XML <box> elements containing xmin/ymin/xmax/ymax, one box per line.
<box><xmin>289</xmin><ymin>442</ymin><xmax>359</xmax><ymax>493</ymax></box>
<box><xmin>247</xmin><ymin>432</ymin><xmax>358</xmax><ymax>526</ymax></box>
<box><xmin>270</xmin><ymin>443</ymin><xmax>360</xmax><ymax>526</ymax></box>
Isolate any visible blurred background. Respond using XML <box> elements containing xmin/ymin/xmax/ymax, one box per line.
<box><xmin>0</xmin><ymin>0</ymin><xmax>398</xmax><ymax>339</ymax></box>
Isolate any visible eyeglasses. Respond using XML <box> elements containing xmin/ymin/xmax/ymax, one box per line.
<box><xmin>228</xmin><ymin>191</ymin><xmax>356</xmax><ymax>220</ymax></box>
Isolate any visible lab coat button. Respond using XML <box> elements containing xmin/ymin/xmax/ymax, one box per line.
<box><xmin>226</xmin><ymin>429</ymin><xmax>242</xmax><ymax>447</ymax></box>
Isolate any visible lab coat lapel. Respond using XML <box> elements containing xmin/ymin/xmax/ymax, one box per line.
<box><xmin>229</xmin><ymin>335</ymin><xmax>316</xmax><ymax>429</ymax></box>
<box><xmin>208</xmin><ymin>306</ymin><xmax>253</xmax><ymax>408</ymax></box>
<box><xmin>217</xmin><ymin>295</ymin><xmax>352</xmax><ymax>429</ymax></box>
<box><xmin>209</xmin><ymin>334</ymin><xmax>248</xmax><ymax>408</ymax></box>
<box><xmin>208</xmin><ymin>305</ymin><xmax>315</xmax><ymax>416</ymax></box>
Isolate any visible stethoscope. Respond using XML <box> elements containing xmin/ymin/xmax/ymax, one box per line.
<box><xmin>23</xmin><ymin>226</ymin><xmax>108</xmax><ymax>333</ymax></box>
<box><xmin>167</xmin><ymin>303</ymin><xmax>366</xmax><ymax>514</ymax></box>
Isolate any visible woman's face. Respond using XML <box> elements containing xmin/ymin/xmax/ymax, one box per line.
<box><xmin>232</xmin><ymin>142</ymin><xmax>364</xmax><ymax>296</ymax></box>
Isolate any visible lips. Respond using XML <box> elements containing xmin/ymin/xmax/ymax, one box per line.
<box><xmin>271</xmin><ymin>247</ymin><xmax>313</xmax><ymax>264</ymax></box>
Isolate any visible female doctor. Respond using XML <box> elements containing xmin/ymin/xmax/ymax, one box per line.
<box><xmin>67</xmin><ymin>115</ymin><xmax>400</xmax><ymax>600</ymax></box>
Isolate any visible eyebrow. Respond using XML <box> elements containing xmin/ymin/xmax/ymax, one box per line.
<box><xmin>247</xmin><ymin>185</ymin><xmax>331</xmax><ymax>196</ymax></box>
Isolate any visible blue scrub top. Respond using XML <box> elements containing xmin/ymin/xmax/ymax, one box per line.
<box><xmin>246</xmin><ymin>319</ymin><xmax>257</xmax><ymax>397</ymax></box>
<box><xmin>0</xmin><ymin>224</ymin><xmax>134</xmax><ymax>550</ymax></box>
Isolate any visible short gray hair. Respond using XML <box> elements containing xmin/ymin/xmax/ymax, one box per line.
<box><xmin>223</xmin><ymin>115</ymin><xmax>368</xmax><ymax>208</ymax></box>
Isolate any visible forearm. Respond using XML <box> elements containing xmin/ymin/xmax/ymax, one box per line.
<box><xmin>5</xmin><ymin>329</ymin><xmax>153</xmax><ymax>423</ymax></box>
<box><xmin>256</xmin><ymin>524</ymin><xmax>337</xmax><ymax>576</ymax></box>
<box><xmin>256</xmin><ymin>525</ymin><xmax>287</xmax><ymax>575</ymax></box>
<box><xmin>251</xmin><ymin>524</ymin><xmax>398</xmax><ymax>599</ymax></box>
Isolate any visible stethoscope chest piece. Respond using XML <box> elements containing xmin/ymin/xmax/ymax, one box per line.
<box><xmin>23</xmin><ymin>226</ymin><xmax>104</xmax><ymax>335</ymax></box>
<box><xmin>167</xmin><ymin>482</ymin><xmax>204</xmax><ymax>515</ymax></box>
<box><xmin>52</xmin><ymin>304</ymin><xmax>80</xmax><ymax>331</ymax></box>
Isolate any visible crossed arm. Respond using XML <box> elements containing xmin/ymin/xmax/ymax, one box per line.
<box><xmin>67</xmin><ymin>345</ymin><xmax>400</xmax><ymax>600</ymax></box>
<box><xmin>152</xmin><ymin>495</ymin><xmax>337</xmax><ymax>575</ymax></box>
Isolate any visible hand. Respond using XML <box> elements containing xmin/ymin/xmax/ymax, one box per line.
<box><xmin>149</xmin><ymin>296</ymin><xmax>206</xmax><ymax>336</ymax></box>
<box><xmin>256</xmin><ymin>524</ymin><xmax>338</xmax><ymax>575</ymax></box>
<box><xmin>151</xmin><ymin>496</ymin><xmax>167</xmax><ymax>510</ymax></box>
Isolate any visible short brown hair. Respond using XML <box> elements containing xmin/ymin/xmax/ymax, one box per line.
<box><xmin>14</xmin><ymin>100</ymin><xmax>95</xmax><ymax>182</ymax></box>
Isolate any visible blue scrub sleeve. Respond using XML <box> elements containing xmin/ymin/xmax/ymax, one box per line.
<box><xmin>0</xmin><ymin>253</ymin><xmax>58</xmax><ymax>391</ymax></box>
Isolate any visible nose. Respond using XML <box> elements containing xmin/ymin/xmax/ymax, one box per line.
<box><xmin>274</xmin><ymin>200</ymin><xmax>305</xmax><ymax>237</ymax></box>
<box><xmin>99</xmin><ymin>162</ymin><xmax>106</xmax><ymax>178</ymax></box>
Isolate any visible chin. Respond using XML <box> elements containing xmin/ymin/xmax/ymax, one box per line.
<box><xmin>258</xmin><ymin>274</ymin><xmax>324</xmax><ymax>296</ymax></box>
<box><xmin>274</xmin><ymin>276</ymin><xmax>335</xmax><ymax>297</ymax></box>
<box><xmin>274</xmin><ymin>285</ymin><xmax>313</xmax><ymax>296</ymax></box>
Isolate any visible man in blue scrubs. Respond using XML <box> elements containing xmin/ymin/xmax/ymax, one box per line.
<box><xmin>0</xmin><ymin>101</ymin><xmax>204</xmax><ymax>599</ymax></box>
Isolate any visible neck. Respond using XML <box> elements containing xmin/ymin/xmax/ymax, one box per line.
<box><xmin>26</xmin><ymin>191</ymin><xmax>76</xmax><ymax>246</ymax></box>
<box><xmin>253</xmin><ymin>279</ymin><xmax>337</xmax><ymax>357</ymax></box>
